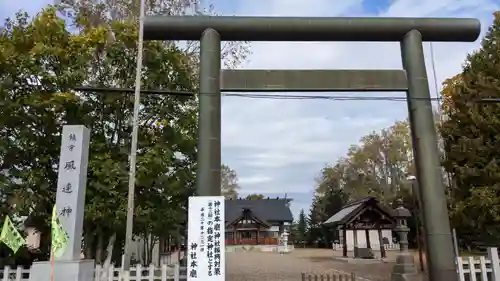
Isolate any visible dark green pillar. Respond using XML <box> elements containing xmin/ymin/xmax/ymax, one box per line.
<box><xmin>400</xmin><ymin>29</ymin><xmax>457</xmax><ymax>281</ymax></box>
<box><xmin>196</xmin><ymin>28</ymin><xmax>221</xmax><ymax>196</ymax></box>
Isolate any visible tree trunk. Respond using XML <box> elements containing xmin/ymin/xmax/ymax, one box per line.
<box><xmin>83</xmin><ymin>231</ymin><xmax>95</xmax><ymax>259</ymax></box>
<box><xmin>142</xmin><ymin>233</ymin><xmax>148</xmax><ymax>265</ymax></box>
<box><xmin>96</xmin><ymin>231</ymin><xmax>104</xmax><ymax>264</ymax></box>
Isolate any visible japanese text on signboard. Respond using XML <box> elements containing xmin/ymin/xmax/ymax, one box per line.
<box><xmin>59</xmin><ymin>133</ymin><xmax>79</xmax><ymax>217</ymax></box>
<box><xmin>187</xmin><ymin>196</ymin><xmax>225</xmax><ymax>281</ymax></box>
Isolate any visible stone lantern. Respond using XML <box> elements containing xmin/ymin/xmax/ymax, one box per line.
<box><xmin>280</xmin><ymin>230</ymin><xmax>289</xmax><ymax>253</ymax></box>
<box><xmin>391</xmin><ymin>199</ymin><xmax>419</xmax><ymax>281</ymax></box>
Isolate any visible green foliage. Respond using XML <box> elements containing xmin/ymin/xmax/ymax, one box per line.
<box><xmin>307</xmin><ymin>120</ymin><xmax>420</xmax><ymax>247</ymax></box>
<box><xmin>245</xmin><ymin>194</ymin><xmax>264</xmax><ymax>200</ymax></box>
<box><xmin>440</xmin><ymin>12</ymin><xmax>500</xmax><ymax>245</ymax></box>
<box><xmin>314</xmin><ymin>121</ymin><xmax>414</xmax><ymax>204</ymax></box>
<box><xmin>55</xmin><ymin>0</ymin><xmax>250</xmax><ymax>69</ymax></box>
<box><xmin>292</xmin><ymin>209</ymin><xmax>307</xmax><ymax>244</ymax></box>
<box><xmin>307</xmin><ymin>183</ymin><xmax>349</xmax><ymax>247</ymax></box>
<box><xmin>0</xmin><ymin>7</ymin><xmax>197</xmax><ymax>263</ymax></box>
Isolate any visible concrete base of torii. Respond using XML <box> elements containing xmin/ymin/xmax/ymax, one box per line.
<box><xmin>29</xmin><ymin>259</ymin><xmax>95</xmax><ymax>281</ymax></box>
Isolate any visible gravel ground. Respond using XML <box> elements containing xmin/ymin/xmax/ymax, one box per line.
<box><xmin>226</xmin><ymin>249</ymin><xmax>401</xmax><ymax>281</ymax></box>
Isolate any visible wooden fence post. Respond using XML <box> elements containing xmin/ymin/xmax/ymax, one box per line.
<box><xmin>160</xmin><ymin>264</ymin><xmax>167</xmax><ymax>281</ymax></box>
<box><xmin>456</xmin><ymin>256</ymin><xmax>465</xmax><ymax>281</ymax></box>
<box><xmin>94</xmin><ymin>264</ymin><xmax>100</xmax><ymax>281</ymax></box>
<box><xmin>488</xmin><ymin>247</ymin><xmax>500</xmax><ymax>281</ymax></box>
<box><xmin>2</xmin><ymin>266</ymin><xmax>10</xmax><ymax>281</ymax></box>
<box><xmin>15</xmin><ymin>267</ymin><xmax>22</xmax><ymax>281</ymax></box>
<box><xmin>108</xmin><ymin>265</ymin><xmax>115</xmax><ymax>281</ymax></box>
<box><xmin>148</xmin><ymin>264</ymin><xmax>155</xmax><ymax>281</ymax></box>
<box><xmin>478</xmin><ymin>256</ymin><xmax>488</xmax><ymax>281</ymax></box>
<box><xmin>119</xmin><ymin>268</ymin><xmax>128</xmax><ymax>281</ymax></box>
<box><xmin>173</xmin><ymin>264</ymin><xmax>180</xmax><ymax>281</ymax></box>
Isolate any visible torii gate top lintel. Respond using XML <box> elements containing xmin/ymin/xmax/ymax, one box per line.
<box><xmin>143</xmin><ymin>16</ymin><xmax>480</xmax><ymax>42</ymax></box>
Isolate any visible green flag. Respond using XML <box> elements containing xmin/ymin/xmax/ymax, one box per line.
<box><xmin>51</xmin><ymin>205</ymin><xmax>68</xmax><ymax>258</ymax></box>
<box><xmin>0</xmin><ymin>215</ymin><xmax>26</xmax><ymax>253</ymax></box>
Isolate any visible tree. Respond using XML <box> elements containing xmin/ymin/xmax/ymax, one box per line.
<box><xmin>308</xmin><ymin>119</ymin><xmax>421</xmax><ymax>247</ymax></box>
<box><xmin>307</xmin><ymin>166</ymin><xmax>350</xmax><ymax>247</ymax></box>
<box><xmin>0</xmin><ymin>7</ymin><xmax>198</xmax><ymax>264</ymax></box>
<box><xmin>292</xmin><ymin>209</ymin><xmax>307</xmax><ymax>244</ymax></box>
<box><xmin>55</xmin><ymin>0</ymin><xmax>250</xmax><ymax>69</ymax></box>
<box><xmin>440</xmin><ymin>12</ymin><xmax>500</xmax><ymax>245</ymax></box>
<box><xmin>312</xmin><ymin>121</ymin><xmax>413</xmax><ymax>206</ymax></box>
<box><xmin>221</xmin><ymin>164</ymin><xmax>240</xmax><ymax>199</ymax></box>
<box><xmin>245</xmin><ymin>194</ymin><xmax>264</xmax><ymax>200</ymax></box>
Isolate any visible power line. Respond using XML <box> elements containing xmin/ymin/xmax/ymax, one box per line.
<box><xmin>74</xmin><ymin>86</ymin><xmax>193</xmax><ymax>96</ymax></box>
<box><xmin>429</xmin><ymin>42</ymin><xmax>443</xmax><ymax>110</ymax></box>
<box><xmin>224</xmin><ymin>93</ymin><xmax>442</xmax><ymax>101</ymax></box>
<box><xmin>73</xmin><ymin>86</ymin><xmax>442</xmax><ymax>101</ymax></box>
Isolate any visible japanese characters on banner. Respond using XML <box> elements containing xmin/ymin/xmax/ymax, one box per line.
<box><xmin>187</xmin><ymin>196</ymin><xmax>225</xmax><ymax>281</ymax></box>
<box><xmin>54</xmin><ymin>125</ymin><xmax>90</xmax><ymax>261</ymax></box>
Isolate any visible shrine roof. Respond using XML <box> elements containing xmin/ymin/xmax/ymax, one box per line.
<box><xmin>322</xmin><ymin>196</ymin><xmax>395</xmax><ymax>227</ymax></box>
<box><xmin>225</xmin><ymin>198</ymin><xmax>293</xmax><ymax>223</ymax></box>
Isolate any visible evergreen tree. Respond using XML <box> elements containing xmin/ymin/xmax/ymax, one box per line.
<box><xmin>295</xmin><ymin>209</ymin><xmax>307</xmax><ymax>243</ymax></box>
<box><xmin>440</xmin><ymin>12</ymin><xmax>500</xmax><ymax>245</ymax></box>
<box><xmin>307</xmin><ymin>185</ymin><xmax>349</xmax><ymax>247</ymax></box>
<box><xmin>306</xmin><ymin>195</ymin><xmax>325</xmax><ymax>246</ymax></box>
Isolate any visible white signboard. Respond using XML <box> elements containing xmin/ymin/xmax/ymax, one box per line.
<box><xmin>54</xmin><ymin>125</ymin><xmax>90</xmax><ymax>261</ymax></box>
<box><xmin>187</xmin><ymin>196</ymin><xmax>225</xmax><ymax>281</ymax></box>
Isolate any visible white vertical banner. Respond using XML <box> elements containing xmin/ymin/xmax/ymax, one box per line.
<box><xmin>55</xmin><ymin>125</ymin><xmax>90</xmax><ymax>261</ymax></box>
<box><xmin>187</xmin><ymin>196</ymin><xmax>225</xmax><ymax>281</ymax></box>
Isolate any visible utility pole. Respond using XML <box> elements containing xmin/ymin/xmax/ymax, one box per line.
<box><xmin>407</xmin><ymin>175</ymin><xmax>425</xmax><ymax>273</ymax></box>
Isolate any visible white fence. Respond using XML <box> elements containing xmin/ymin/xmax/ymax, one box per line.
<box><xmin>3</xmin><ymin>247</ymin><xmax>500</xmax><ymax>281</ymax></box>
<box><xmin>456</xmin><ymin>247</ymin><xmax>500</xmax><ymax>281</ymax></box>
<box><xmin>0</xmin><ymin>267</ymin><xmax>30</xmax><ymax>281</ymax></box>
<box><xmin>332</xmin><ymin>243</ymin><xmax>400</xmax><ymax>251</ymax></box>
<box><xmin>0</xmin><ymin>264</ymin><xmax>186</xmax><ymax>281</ymax></box>
<box><xmin>94</xmin><ymin>264</ymin><xmax>184</xmax><ymax>281</ymax></box>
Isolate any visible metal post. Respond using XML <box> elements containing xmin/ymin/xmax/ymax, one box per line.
<box><xmin>123</xmin><ymin>0</ymin><xmax>146</xmax><ymax>272</ymax></box>
<box><xmin>411</xmin><ymin>181</ymin><xmax>425</xmax><ymax>273</ymax></box>
<box><xmin>197</xmin><ymin>28</ymin><xmax>221</xmax><ymax>196</ymax></box>
<box><xmin>401</xmin><ymin>29</ymin><xmax>457</xmax><ymax>281</ymax></box>
<box><xmin>407</xmin><ymin>175</ymin><xmax>426</xmax><ymax>272</ymax></box>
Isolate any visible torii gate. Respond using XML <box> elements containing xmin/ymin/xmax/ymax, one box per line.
<box><xmin>142</xmin><ymin>16</ymin><xmax>480</xmax><ymax>281</ymax></box>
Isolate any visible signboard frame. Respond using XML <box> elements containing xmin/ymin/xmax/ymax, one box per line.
<box><xmin>187</xmin><ymin>196</ymin><xmax>225</xmax><ymax>281</ymax></box>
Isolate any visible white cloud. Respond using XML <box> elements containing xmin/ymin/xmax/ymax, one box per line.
<box><xmin>222</xmin><ymin>100</ymin><xmax>392</xmax><ymax>169</ymax></box>
<box><xmin>238</xmin><ymin>175</ymin><xmax>273</xmax><ymax>185</ymax></box>
<box><xmin>220</xmin><ymin>0</ymin><xmax>499</xmax><ymax>203</ymax></box>
<box><xmin>237</xmin><ymin>184</ymin><xmax>307</xmax><ymax>195</ymax></box>
<box><xmin>0</xmin><ymin>0</ymin><xmax>52</xmax><ymax>20</ymax></box>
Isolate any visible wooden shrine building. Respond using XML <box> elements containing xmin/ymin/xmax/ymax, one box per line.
<box><xmin>323</xmin><ymin>196</ymin><xmax>396</xmax><ymax>258</ymax></box>
<box><xmin>225</xmin><ymin>198</ymin><xmax>294</xmax><ymax>245</ymax></box>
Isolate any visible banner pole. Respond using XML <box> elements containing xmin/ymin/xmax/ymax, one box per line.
<box><xmin>50</xmin><ymin>249</ymin><xmax>55</xmax><ymax>281</ymax></box>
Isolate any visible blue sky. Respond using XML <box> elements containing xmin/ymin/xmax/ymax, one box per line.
<box><xmin>2</xmin><ymin>0</ymin><xmax>499</xmax><ymax>220</ymax></box>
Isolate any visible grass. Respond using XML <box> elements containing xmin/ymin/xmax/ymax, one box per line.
<box><xmin>459</xmin><ymin>250</ymin><xmax>487</xmax><ymax>257</ymax></box>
